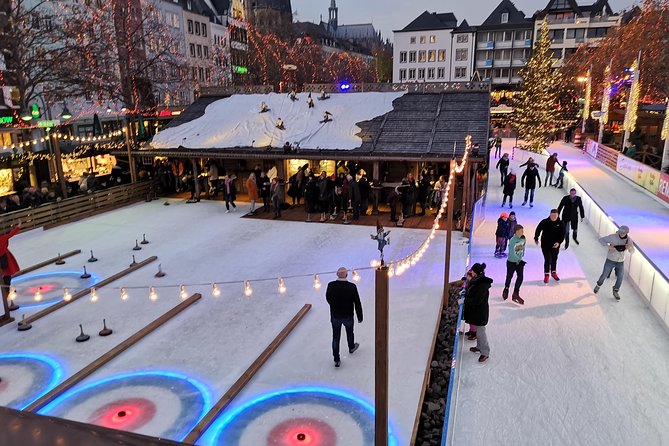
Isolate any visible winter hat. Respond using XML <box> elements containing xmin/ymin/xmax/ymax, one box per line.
<box><xmin>618</xmin><ymin>225</ymin><xmax>630</xmax><ymax>236</ymax></box>
<box><xmin>500</xmin><ymin>212</ymin><xmax>509</xmax><ymax>218</ymax></box>
<box><xmin>471</xmin><ymin>263</ymin><xmax>486</xmax><ymax>275</ymax></box>
<box><xmin>509</xmin><ymin>211</ymin><xmax>516</xmax><ymax>217</ymax></box>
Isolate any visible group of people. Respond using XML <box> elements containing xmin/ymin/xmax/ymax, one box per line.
<box><xmin>497</xmin><ymin>152</ymin><xmax>569</xmax><ymax>209</ymax></box>
<box><xmin>0</xmin><ymin>181</ymin><xmax>64</xmax><ymax>214</ymax></box>
<box><xmin>266</xmin><ymin>90</ymin><xmax>334</xmax><ymax>131</ymax></box>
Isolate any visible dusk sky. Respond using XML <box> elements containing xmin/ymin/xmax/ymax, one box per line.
<box><xmin>291</xmin><ymin>0</ymin><xmax>638</xmax><ymax>39</ymax></box>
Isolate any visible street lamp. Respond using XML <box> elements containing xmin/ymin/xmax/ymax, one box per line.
<box><xmin>60</xmin><ymin>104</ymin><xmax>72</xmax><ymax>120</ymax></box>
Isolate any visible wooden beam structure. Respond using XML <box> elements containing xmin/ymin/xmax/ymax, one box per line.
<box><xmin>183</xmin><ymin>304</ymin><xmax>312</xmax><ymax>445</ymax></box>
<box><xmin>25</xmin><ymin>293</ymin><xmax>202</xmax><ymax>412</ymax></box>
<box><xmin>19</xmin><ymin>256</ymin><xmax>158</xmax><ymax>328</ymax></box>
<box><xmin>12</xmin><ymin>250</ymin><xmax>82</xmax><ymax>278</ymax></box>
<box><xmin>375</xmin><ymin>266</ymin><xmax>390</xmax><ymax>445</ymax></box>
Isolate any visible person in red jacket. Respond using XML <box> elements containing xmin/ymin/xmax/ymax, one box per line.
<box><xmin>0</xmin><ymin>225</ymin><xmax>20</xmax><ymax>326</ymax></box>
<box><xmin>545</xmin><ymin>153</ymin><xmax>559</xmax><ymax>186</ymax></box>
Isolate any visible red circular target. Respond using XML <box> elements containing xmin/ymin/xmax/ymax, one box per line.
<box><xmin>88</xmin><ymin>398</ymin><xmax>156</xmax><ymax>431</ymax></box>
<box><xmin>267</xmin><ymin>418</ymin><xmax>337</xmax><ymax>446</ymax></box>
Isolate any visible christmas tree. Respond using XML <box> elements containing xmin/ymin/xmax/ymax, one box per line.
<box><xmin>511</xmin><ymin>20</ymin><xmax>563</xmax><ymax>153</ymax></box>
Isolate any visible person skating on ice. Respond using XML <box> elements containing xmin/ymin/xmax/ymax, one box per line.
<box><xmin>326</xmin><ymin>267</ymin><xmax>363</xmax><ymax>368</ymax></box>
<box><xmin>557</xmin><ymin>188</ymin><xmax>584</xmax><ymax>248</ymax></box>
<box><xmin>494</xmin><ymin>135</ymin><xmax>503</xmax><ymax>159</ymax></box>
<box><xmin>496</xmin><ymin>153</ymin><xmax>509</xmax><ymax>186</ymax></box>
<box><xmin>502</xmin><ymin>168</ymin><xmax>517</xmax><ymax>208</ymax></box>
<box><xmin>504</xmin><ymin>224</ymin><xmax>526</xmax><ymax>305</ymax></box>
<box><xmin>594</xmin><ymin>225</ymin><xmax>634</xmax><ymax>300</ymax></box>
<box><xmin>554</xmin><ymin>161</ymin><xmax>568</xmax><ymax>188</ymax></box>
<box><xmin>521</xmin><ymin>163</ymin><xmax>542</xmax><ymax>207</ymax></box>
<box><xmin>463</xmin><ymin>263</ymin><xmax>492</xmax><ymax>363</ymax></box>
<box><xmin>494</xmin><ymin>212</ymin><xmax>510</xmax><ymax>257</ymax></box>
<box><xmin>545</xmin><ymin>153</ymin><xmax>559</xmax><ymax>186</ymax></box>
<box><xmin>534</xmin><ymin>209</ymin><xmax>566</xmax><ymax>284</ymax></box>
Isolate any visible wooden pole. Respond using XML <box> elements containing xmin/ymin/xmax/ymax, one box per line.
<box><xmin>12</xmin><ymin>250</ymin><xmax>81</xmax><ymax>278</ymax></box>
<box><xmin>191</xmin><ymin>159</ymin><xmax>200</xmax><ymax>200</ymax></box>
<box><xmin>125</xmin><ymin>123</ymin><xmax>137</xmax><ymax>184</ymax></box>
<box><xmin>443</xmin><ymin>164</ymin><xmax>455</xmax><ymax>306</ymax></box>
<box><xmin>19</xmin><ymin>256</ymin><xmax>158</xmax><ymax>328</ymax></box>
<box><xmin>51</xmin><ymin>136</ymin><xmax>68</xmax><ymax>199</ymax></box>
<box><xmin>375</xmin><ymin>265</ymin><xmax>389</xmax><ymax>446</ymax></box>
<box><xmin>25</xmin><ymin>293</ymin><xmax>202</xmax><ymax>412</ymax></box>
<box><xmin>183</xmin><ymin>304</ymin><xmax>312</xmax><ymax>444</ymax></box>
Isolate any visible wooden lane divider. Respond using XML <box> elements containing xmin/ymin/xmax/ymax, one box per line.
<box><xmin>19</xmin><ymin>256</ymin><xmax>158</xmax><ymax>328</ymax></box>
<box><xmin>13</xmin><ymin>250</ymin><xmax>82</xmax><ymax>278</ymax></box>
<box><xmin>183</xmin><ymin>304</ymin><xmax>312</xmax><ymax>445</ymax></box>
<box><xmin>25</xmin><ymin>293</ymin><xmax>202</xmax><ymax>412</ymax></box>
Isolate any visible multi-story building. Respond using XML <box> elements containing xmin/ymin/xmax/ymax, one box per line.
<box><xmin>393</xmin><ymin>11</ymin><xmax>459</xmax><ymax>84</ymax></box>
<box><xmin>533</xmin><ymin>0</ymin><xmax>622</xmax><ymax>68</ymax></box>
<box><xmin>450</xmin><ymin>20</ymin><xmax>477</xmax><ymax>82</ymax></box>
<box><xmin>231</xmin><ymin>0</ymin><xmax>292</xmax><ymax>34</ymax></box>
<box><xmin>181</xmin><ymin>0</ymin><xmax>216</xmax><ymax>101</ymax></box>
<box><xmin>474</xmin><ymin>0</ymin><xmax>534</xmax><ymax>87</ymax></box>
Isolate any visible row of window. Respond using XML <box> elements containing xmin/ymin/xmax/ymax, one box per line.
<box><xmin>408</xmin><ymin>34</ymin><xmax>470</xmax><ymax>44</ymax></box>
<box><xmin>399</xmin><ymin>48</ymin><xmax>469</xmax><ymax>63</ymax></box>
<box><xmin>479</xmin><ymin>68</ymin><xmax>523</xmax><ymax>79</ymax></box>
<box><xmin>191</xmin><ymin>66</ymin><xmax>211</xmax><ymax>82</ymax></box>
<box><xmin>477</xmin><ymin>30</ymin><xmax>533</xmax><ymax>42</ymax></box>
<box><xmin>189</xmin><ymin>43</ymin><xmax>209</xmax><ymax>59</ymax></box>
<box><xmin>398</xmin><ymin>66</ymin><xmax>468</xmax><ymax>81</ymax></box>
<box><xmin>187</xmin><ymin>19</ymin><xmax>208</xmax><ymax>37</ymax></box>
<box><xmin>476</xmin><ymin>48</ymin><xmax>531</xmax><ymax>61</ymax></box>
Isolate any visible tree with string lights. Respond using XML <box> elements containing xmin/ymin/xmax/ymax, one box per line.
<box><xmin>511</xmin><ymin>20</ymin><xmax>563</xmax><ymax>153</ymax></box>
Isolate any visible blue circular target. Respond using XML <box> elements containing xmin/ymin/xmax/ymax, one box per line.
<box><xmin>10</xmin><ymin>271</ymin><xmax>99</xmax><ymax>309</ymax></box>
<box><xmin>208</xmin><ymin>387</ymin><xmax>398</xmax><ymax>446</ymax></box>
<box><xmin>39</xmin><ymin>371</ymin><xmax>211</xmax><ymax>441</ymax></box>
<box><xmin>0</xmin><ymin>353</ymin><xmax>63</xmax><ymax>410</ymax></box>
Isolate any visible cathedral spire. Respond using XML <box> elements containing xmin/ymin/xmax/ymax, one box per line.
<box><xmin>328</xmin><ymin>0</ymin><xmax>338</xmax><ymax>30</ymax></box>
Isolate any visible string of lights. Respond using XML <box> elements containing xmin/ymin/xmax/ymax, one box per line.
<box><xmin>622</xmin><ymin>58</ymin><xmax>641</xmax><ymax>134</ymax></box>
<box><xmin>662</xmin><ymin>100</ymin><xmax>669</xmax><ymax>142</ymax></box>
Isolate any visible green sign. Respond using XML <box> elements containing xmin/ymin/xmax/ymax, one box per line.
<box><xmin>0</xmin><ymin>116</ymin><xmax>14</xmax><ymax>125</ymax></box>
<box><xmin>31</xmin><ymin>103</ymin><xmax>41</xmax><ymax>119</ymax></box>
<box><xmin>233</xmin><ymin>65</ymin><xmax>249</xmax><ymax>74</ymax></box>
<box><xmin>37</xmin><ymin>119</ymin><xmax>60</xmax><ymax>128</ymax></box>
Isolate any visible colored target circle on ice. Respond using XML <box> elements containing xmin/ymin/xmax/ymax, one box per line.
<box><xmin>0</xmin><ymin>353</ymin><xmax>63</xmax><ymax>410</ymax></box>
<box><xmin>208</xmin><ymin>387</ymin><xmax>398</xmax><ymax>446</ymax></box>
<box><xmin>39</xmin><ymin>371</ymin><xmax>211</xmax><ymax>440</ymax></box>
<box><xmin>10</xmin><ymin>271</ymin><xmax>99</xmax><ymax>309</ymax></box>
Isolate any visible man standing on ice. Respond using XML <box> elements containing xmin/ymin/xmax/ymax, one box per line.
<box><xmin>326</xmin><ymin>267</ymin><xmax>363</xmax><ymax>368</ymax></box>
<box><xmin>557</xmin><ymin>188</ymin><xmax>584</xmax><ymax>248</ymax></box>
<box><xmin>534</xmin><ymin>209</ymin><xmax>565</xmax><ymax>284</ymax></box>
<box><xmin>594</xmin><ymin>225</ymin><xmax>634</xmax><ymax>301</ymax></box>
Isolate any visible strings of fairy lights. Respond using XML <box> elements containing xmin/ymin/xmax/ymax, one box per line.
<box><xmin>5</xmin><ymin>137</ymin><xmax>471</xmax><ymax>306</ymax></box>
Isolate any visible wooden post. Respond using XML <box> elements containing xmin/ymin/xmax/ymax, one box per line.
<box><xmin>125</xmin><ymin>123</ymin><xmax>137</xmax><ymax>184</ymax></box>
<box><xmin>461</xmin><ymin>158</ymin><xmax>469</xmax><ymax>229</ymax></box>
<box><xmin>0</xmin><ymin>283</ymin><xmax>15</xmax><ymax>327</ymax></box>
<box><xmin>443</xmin><ymin>164</ymin><xmax>455</xmax><ymax>305</ymax></box>
<box><xmin>191</xmin><ymin>159</ymin><xmax>200</xmax><ymax>199</ymax></box>
<box><xmin>51</xmin><ymin>136</ymin><xmax>68</xmax><ymax>199</ymax></box>
<box><xmin>375</xmin><ymin>265</ymin><xmax>389</xmax><ymax>446</ymax></box>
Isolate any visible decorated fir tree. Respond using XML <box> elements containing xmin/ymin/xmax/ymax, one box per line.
<box><xmin>511</xmin><ymin>20</ymin><xmax>563</xmax><ymax>153</ymax></box>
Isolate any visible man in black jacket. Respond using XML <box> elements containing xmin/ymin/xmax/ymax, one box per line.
<box><xmin>326</xmin><ymin>267</ymin><xmax>363</xmax><ymax>368</ymax></box>
<box><xmin>521</xmin><ymin>163</ymin><xmax>542</xmax><ymax>207</ymax></box>
<box><xmin>535</xmin><ymin>209</ymin><xmax>566</xmax><ymax>283</ymax></box>
<box><xmin>557</xmin><ymin>188</ymin><xmax>585</xmax><ymax>248</ymax></box>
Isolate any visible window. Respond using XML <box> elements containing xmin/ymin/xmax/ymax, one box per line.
<box><xmin>548</xmin><ymin>29</ymin><xmax>564</xmax><ymax>42</ymax></box>
<box><xmin>187</xmin><ymin>19</ymin><xmax>193</xmax><ymax>34</ymax></box>
<box><xmin>203</xmin><ymin>46</ymin><xmax>208</xmax><ymax>58</ymax></box>
<box><xmin>410</xmin><ymin>36</ymin><xmax>416</xmax><ymax>44</ymax></box>
<box><xmin>438</xmin><ymin>50</ymin><xmax>446</xmax><ymax>61</ymax></box>
<box><xmin>196</xmin><ymin>44</ymin><xmax>202</xmax><ymax>58</ymax></box>
<box><xmin>206</xmin><ymin>68</ymin><xmax>211</xmax><ymax>82</ymax></box>
<box><xmin>494</xmin><ymin>49</ymin><xmax>511</xmax><ymax>60</ymax></box>
<box><xmin>192</xmin><ymin>67</ymin><xmax>197</xmax><ymax>79</ymax></box>
<box><xmin>551</xmin><ymin>48</ymin><xmax>563</xmax><ymax>59</ymax></box>
<box><xmin>456</xmin><ymin>48</ymin><xmax>468</xmax><ymax>61</ymax></box>
<box><xmin>418</xmin><ymin>68</ymin><xmax>425</xmax><ymax>79</ymax></box>
<box><xmin>189</xmin><ymin>43</ymin><xmax>195</xmax><ymax>57</ymax></box>
<box><xmin>418</xmin><ymin>50</ymin><xmax>426</xmax><ymax>62</ymax></box>
<box><xmin>551</xmin><ymin>0</ymin><xmax>570</xmax><ymax>8</ymax></box>
<box><xmin>511</xmin><ymin>68</ymin><xmax>522</xmax><ymax>78</ymax></box>
<box><xmin>496</xmin><ymin>30</ymin><xmax>512</xmax><ymax>41</ymax></box>
<box><xmin>566</xmin><ymin>28</ymin><xmax>585</xmax><ymax>39</ymax></box>
<box><xmin>429</xmin><ymin>35</ymin><xmax>436</xmax><ymax>43</ymax></box>
<box><xmin>202</xmin><ymin>23</ymin><xmax>207</xmax><ymax>37</ymax></box>
<box><xmin>478</xmin><ymin>31</ymin><xmax>495</xmax><ymax>42</ymax></box>
<box><xmin>199</xmin><ymin>67</ymin><xmax>204</xmax><ymax>81</ymax></box>
<box><xmin>187</xmin><ymin>0</ymin><xmax>192</xmax><ymax>10</ymax></box>
<box><xmin>437</xmin><ymin>67</ymin><xmax>445</xmax><ymax>79</ymax></box>
<box><xmin>455</xmin><ymin>67</ymin><xmax>467</xmax><ymax>78</ymax></box>
<box><xmin>420</xmin><ymin>36</ymin><xmax>426</xmax><ymax>44</ymax></box>
<box><xmin>400</xmin><ymin>51</ymin><xmax>407</xmax><ymax>63</ymax></box>
<box><xmin>195</xmin><ymin>22</ymin><xmax>201</xmax><ymax>35</ymax></box>
<box><xmin>427</xmin><ymin>68</ymin><xmax>435</xmax><ymax>79</ymax></box>
<box><xmin>482</xmin><ymin>69</ymin><xmax>492</xmax><ymax>79</ymax></box>
<box><xmin>501</xmin><ymin>12</ymin><xmax>509</xmax><ymax>24</ymax></box>
<box><xmin>564</xmin><ymin>47</ymin><xmax>577</xmax><ymax>58</ymax></box>
<box><xmin>516</xmin><ymin>29</ymin><xmax>531</xmax><ymax>40</ymax></box>
<box><xmin>456</xmin><ymin>34</ymin><xmax>469</xmax><ymax>43</ymax></box>
<box><xmin>173</xmin><ymin>14</ymin><xmax>180</xmax><ymax>28</ymax></box>
<box><xmin>512</xmin><ymin>48</ymin><xmax>530</xmax><ymax>60</ymax></box>
<box><xmin>428</xmin><ymin>50</ymin><xmax>436</xmax><ymax>62</ymax></box>
<box><xmin>399</xmin><ymin>69</ymin><xmax>407</xmax><ymax>81</ymax></box>
<box><xmin>494</xmin><ymin>68</ymin><xmax>510</xmax><ymax>78</ymax></box>
<box><xmin>408</xmin><ymin>68</ymin><xmax>416</xmax><ymax>79</ymax></box>
<box><xmin>409</xmin><ymin>51</ymin><xmax>417</xmax><ymax>63</ymax></box>
<box><xmin>587</xmin><ymin>28</ymin><xmax>609</xmax><ymax>38</ymax></box>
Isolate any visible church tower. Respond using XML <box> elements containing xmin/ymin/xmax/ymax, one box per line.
<box><xmin>328</xmin><ymin>0</ymin><xmax>338</xmax><ymax>30</ymax></box>
<box><xmin>243</xmin><ymin>0</ymin><xmax>293</xmax><ymax>35</ymax></box>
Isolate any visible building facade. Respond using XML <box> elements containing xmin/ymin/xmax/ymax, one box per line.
<box><xmin>450</xmin><ymin>20</ymin><xmax>476</xmax><ymax>82</ymax></box>
<box><xmin>533</xmin><ymin>0</ymin><xmax>622</xmax><ymax>68</ymax></box>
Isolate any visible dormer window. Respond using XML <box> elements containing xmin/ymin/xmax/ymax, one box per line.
<box><xmin>501</xmin><ymin>12</ymin><xmax>509</xmax><ymax>23</ymax></box>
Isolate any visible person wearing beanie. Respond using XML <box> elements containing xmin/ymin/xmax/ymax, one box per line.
<box><xmin>326</xmin><ymin>267</ymin><xmax>363</xmax><ymax>368</ymax></box>
<box><xmin>594</xmin><ymin>225</ymin><xmax>634</xmax><ymax>300</ymax></box>
<box><xmin>502</xmin><ymin>168</ymin><xmax>517</xmax><ymax>208</ymax></box>
<box><xmin>557</xmin><ymin>188</ymin><xmax>585</xmax><ymax>248</ymax></box>
<box><xmin>496</xmin><ymin>153</ymin><xmax>510</xmax><ymax>186</ymax></box>
<box><xmin>463</xmin><ymin>262</ymin><xmax>493</xmax><ymax>363</ymax></box>
<box><xmin>534</xmin><ymin>209</ymin><xmax>566</xmax><ymax>283</ymax></box>
<box><xmin>521</xmin><ymin>163</ymin><xmax>542</xmax><ymax>207</ymax></box>
<box><xmin>494</xmin><ymin>212</ymin><xmax>510</xmax><ymax>257</ymax></box>
<box><xmin>504</xmin><ymin>224</ymin><xmax>526</xmax><ymax>304</ymax></box>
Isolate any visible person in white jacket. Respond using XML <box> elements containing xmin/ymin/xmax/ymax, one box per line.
<box><xmin>593</xmin><ymin>225</ymin><xmax>634</xmax><ymax>300</ymax></box>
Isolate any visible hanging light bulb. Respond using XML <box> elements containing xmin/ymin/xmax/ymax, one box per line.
<box><xmin>313</xmin><ymin>274</ymin><xmax>322</xmax><ymax>290</ymax></box>
<box><xmin>352</xmin><ymin>270</ymin><xmax>361</xmax><ymax>282</ymax></box>
<box><xmin>244</xmin><ymin>280</ymin><xmax>253</xmax><ymax>297</ymax></box>
<box><xmin>120</xmin><ymin>287</ymin><xmax>129</xmax><ymax>301</ymax></box>
<box><xmin>34</xmin><ymin>287</ymin><xmax>43</xmax><ymax>302</ymax></box>
<box><xmin>387</xmin><ymin>264</ymin><xmax>395</xmax><ymax>278</ymax></box>
<box><xmin>211</xmin><ymin>283</ymin><xmax>221</xmax><ymax>297</ymax></box>
<box><xmin>179</xmin><ymin>285</ymin><xmax>189</xmax><ymax>300</ymax></box>
<box><xmin>63</xmin><ymin>288</ymin><xmax>72</xmax><ymax>302</ymax></box>
<box><xmin>370</xmin><ymin>259</ymin><xmax>379</xmax><ymax>268</ymax></box>
<box><xmin>149</xmin><ymin>287</ymin><xmax>158</xmax><ymax>301</ymax></box>
<box><xmin>277</xmin><ymin>277</ymin><xmax>287</xmax><ymax>294</ymax></box>
<box><xmin>90</xmin><ymin>287</ymin><xmax>99</xmax><ymax>302</ymax></box>
<box><xmin>8</xmin><ymin>287</ymin><xmax>17</xmax><ymax>302</ymax></box>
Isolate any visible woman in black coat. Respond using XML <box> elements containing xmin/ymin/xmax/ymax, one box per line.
<box><xmin>463</xmin><ymin>263</ymin><xmax>493</xmax><ymax>362</ymax></box>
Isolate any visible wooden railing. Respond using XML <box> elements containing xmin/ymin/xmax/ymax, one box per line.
<box><xmin>0</xmin><ymin>181</ymin><xmax>155</xmax><ymax>233</ymax></box>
